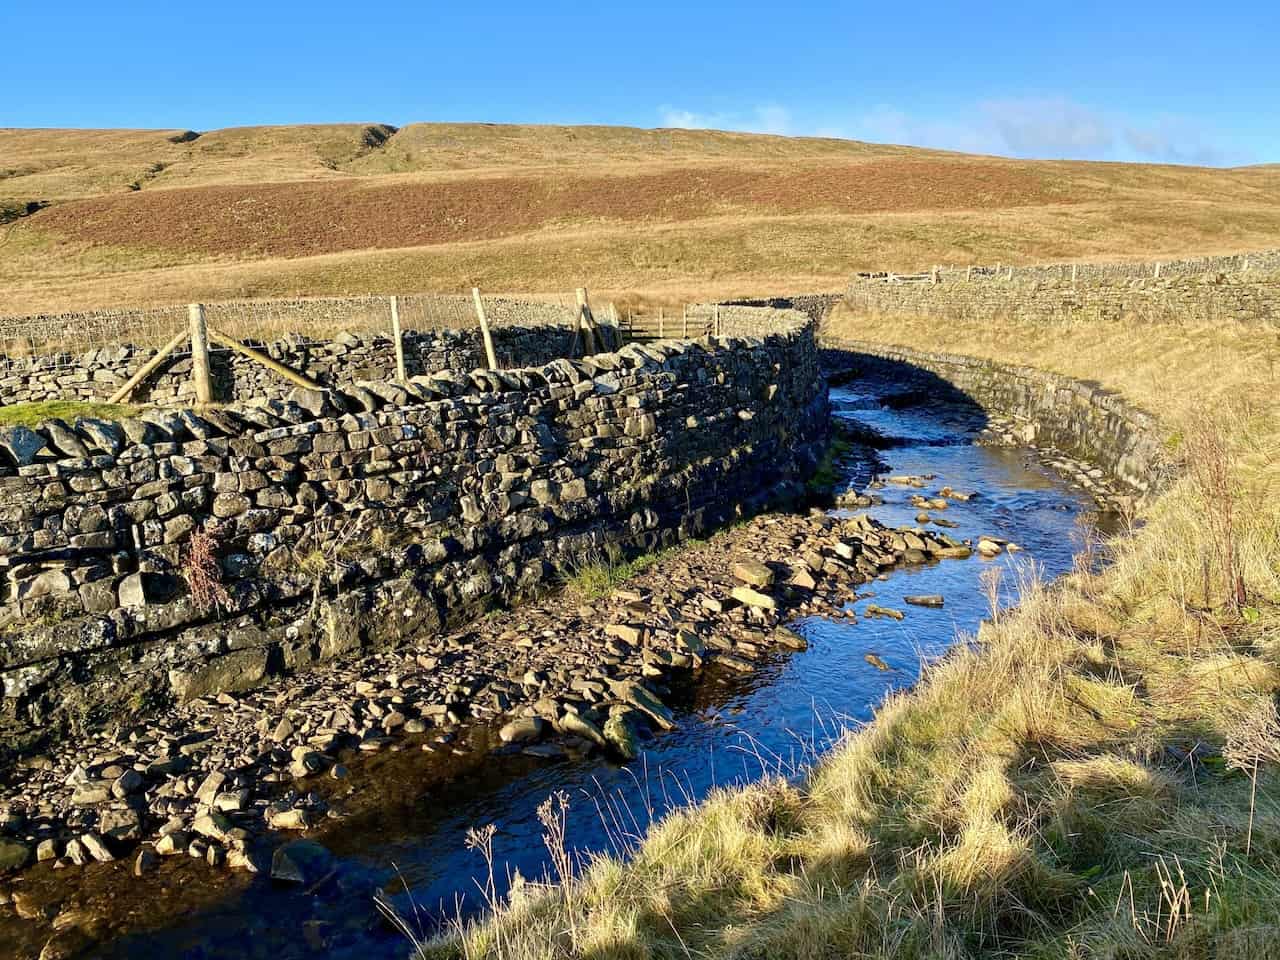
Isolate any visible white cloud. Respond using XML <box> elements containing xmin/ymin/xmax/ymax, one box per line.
<box><xmin>748</xmin><ymin>104</ymin><xmax>792</xmax><ymax>136</ymax></box>
<box><xmin>658</xmin><ymin>106</ymin><xmax>714</xmax><ymax>129</ymax></box>
<box><xmin>657</xmin><ymin>103</ymin><xmax>791</xmax><ymax>136</ymax></box>
<box><xmin>654</xmin><ymin>97</ymin><xmax>1241</xmax><ymax>166</ymax></box>
<box><xmin>1123</xmin><ymin>117</ymin><xmax>1226</xmax><ymax>166</ymax></box>
<box><xmin>979</xmin><ymin>97</ymin><xmax>1114</xmax><ymax>156</ymax></box>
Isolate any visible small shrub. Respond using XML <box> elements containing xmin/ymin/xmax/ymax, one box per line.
<box><xmin>183</xmin><ymin>523</ymin><xmax>230</xmax><ymax>613</ymax></box>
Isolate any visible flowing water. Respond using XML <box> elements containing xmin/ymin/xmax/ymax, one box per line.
<box><xmin>9</xmin><ymin>377</ymin><xmax>1117</xmax><ymax>960</ymax></box>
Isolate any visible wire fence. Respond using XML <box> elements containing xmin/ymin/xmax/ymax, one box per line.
<box><xmin>0</xmin><ymin>292</ymin><xmax>587</xmax><ymax>377</ymax></box>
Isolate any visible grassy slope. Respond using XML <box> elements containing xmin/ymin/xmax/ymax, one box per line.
<box><xmin>423</xmin><ymin>308</ymin><xmax>1280</xmax><ymax>959</ymax></box>
<box><xmin>4</xmin><ymin>123</ymin><xmax>1280</xmax><ymax>315</ymax></box>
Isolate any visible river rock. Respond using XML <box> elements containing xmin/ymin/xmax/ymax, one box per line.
<box><xmin>80</xmin><ymin>833</ymin><xmax>114</xmax><ymax>862</ymax></box>
<box><xmin>558</xmin><ymin>712</ymin><xmax>605</xmax><ymax>747</ymax></box>
<box><xmin>38</xmin><ymin>928</ymin><xmax>97</xmax><ymax>960</ymax></box>
<box><xmin>730</xmin><ymin>586</ymin><xmax>776</xmax><ymax>610</ymax></box>
<box><xmin>290</xmin><ymin>752</ymin><xmax>328</xmax><ymax>778</ymax></box>
<box><xmin>193</xmin><ymin>812</ymin><xmax>233</xmax><ymax>842</ymax></box>
<box><xmin>269</xmin><ymin>808</ymin><xmax>312</xmax><ymax>831</ymax></box>
<box><xmin>772</xmin><ymin>627</ymin><xmax>808</xmax><ymax>651</ymax></box>
<box><xmin>603</xmin><ymin>710</ymin><xmax>639</xmax><ymax>761</ymax></box>
<box><xmin>731</xmin><ymin>561</ymin><xmax>774</xmax><ymax>588</ymax></box>
<box><xmin>135</xmin><ymin>847</ymin><xmax>158</xmax><ymax>876</ymax></box>
<box><xmin>498</xmin><ymin>717</ymin><xmax>546</xmax><ymax>744</ymax></box>
<box><xmin>112</xmin><ymin>769</ymin><xmax>144</xmax><ymax>797</ymax></box>
<box><xmin>98</xmin><ymin>807</ymin><xmax>142</xmax><ymax>842</ymax></box>
<box><xmin>904</xmin><ymin>595</ymin><xmax>945</xmax><ymax>608</ymax></box>
<box><xmin>608</xmin><ymin>680</ymin><xmax>675</xmax><ymax>730</ymax></box>
<box><xmin>864</xmin><ymin>604</ymin><xmax>904</xmax><ymax>621</ymax></box>
<box><xmin>0</xmin><ymin>839</ymin><xmax>30</xmax><ymax>872</ymax></box>
<box><xmin>156</xmin><ymin>831</ymin><xmax>189</xmax><ymax>856</ymax></box>
<box><xmin>271</xmin><ymin>839</ymin><xmax>334</xmax><ymax>885</ymax></box>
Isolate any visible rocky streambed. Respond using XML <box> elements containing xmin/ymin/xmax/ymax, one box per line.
<box><xmin>0</xmin><ymin>377</ymin><xmax>1124</xmax><ymax>959</ymax></box>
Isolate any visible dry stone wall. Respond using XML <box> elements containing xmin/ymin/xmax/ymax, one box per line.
<box><xmin>846</xmin><ymin>266</ymin><xmax>1280</xmax><ymax>327</ymax></box>
<box><xmin>0</xmin><ymin>308</ymin><xmax>827</xmax><ymax>749</ymax></box>
<box><xmin>1</xmin><ymin>320</ymin><xmax>619</xmax><ymax>407</ymax></box>
<box><xmin>936</xmin><ymin>249</ymin><xmax>1280</xmax><ymax>283</ymax></box>
<box><xmin>821</xmin><ymin>339</ymin><xmax>1170</xmax><ymax>497</ymax></box>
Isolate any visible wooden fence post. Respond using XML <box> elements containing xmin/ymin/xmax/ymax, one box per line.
<box><xmin>713</xmin><ymin>304</ymin><xmax>721</xmax><ymax>337</ymax></box>
<box><xmin>576</xmin><ymin>287</ymin><xmax>599</xmax><ymax>354</ymax></box>
<box><xmin>390</xmin><ymin>295</ymin><xmax>407</xmax><ymax>383</ymax></box>
<box><xmin>189</xmin><ymin>303</ymin><xmax>213</xmax><ymax>405</ymax></box>
<box><xmin>682</xmin><ymin>304</ymin><xmax>688</xmax><ymax>338</ymax></box>
<box><xmin>658</xmin><ymin>306</ymin><xmax>665</xmax><ymax>339</ymax></box>
<box><xmin>471</xmin><ymin>288</ymin><xmax>498</xmax><ymax>369</ymax></box>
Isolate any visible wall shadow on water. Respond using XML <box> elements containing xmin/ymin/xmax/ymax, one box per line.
<box><xmin>819</xmin><ymin>347</ymin><xmax>990</xmax><ymax>432</ymax></box>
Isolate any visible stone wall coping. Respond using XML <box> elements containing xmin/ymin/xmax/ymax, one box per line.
<box><xmin>0</xmin><ymin>311</ymin><xmax>813</xmax><ymax>477</ymax></box>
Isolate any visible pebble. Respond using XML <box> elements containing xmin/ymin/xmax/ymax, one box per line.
<box><xmin>0</xmin><ymin>501</ymin><xmax>974</xmax><ymax>902</ymax></box>
<box><xmin>904</xmin><ymin>595</ymin><xmax>945</xmax><ymax>608</ymax></box>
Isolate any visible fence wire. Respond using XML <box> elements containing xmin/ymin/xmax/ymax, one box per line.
<box><xmin>0</xmin><ymin>292</ymin><xmax>586</xmax><ymax>378</ymax></box>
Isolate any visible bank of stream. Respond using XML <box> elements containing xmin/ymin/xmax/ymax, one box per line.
<box><xmin>0</xmin><ymin>373</ymin><xmax>1123</xmax><ymax>960</ymax></box>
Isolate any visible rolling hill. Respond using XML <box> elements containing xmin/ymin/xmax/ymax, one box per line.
<box><xmin>2</xmin><ymin>122</ymin><xmax>1280</xmax><ymax>315</ymax></box>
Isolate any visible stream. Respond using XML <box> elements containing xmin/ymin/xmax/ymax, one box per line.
<box><xmin>3</xmin><ymin>375</ymin><xmax>1118</xmax><ymax>960</ymax></box>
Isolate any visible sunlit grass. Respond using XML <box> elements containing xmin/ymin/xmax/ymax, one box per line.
<box><xmin>399</xmin><ymin>310</ymin><xmax>1280</xmax><ymax>960</ymax></box>
<box><xmin>0</xmin><ymin>400</ymin><xmax>140</xmax><ymax>427</ymax></box>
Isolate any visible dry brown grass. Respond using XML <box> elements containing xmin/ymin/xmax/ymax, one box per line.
<box><xmin>408</xmin><ymin>308</ymin><xmax>1280</xmax><ymax>959</ymax></box>
<box><xmin>4</xmin><ymin>122</ymin><xmax>1280</xmax><ymax>316</ymax></box>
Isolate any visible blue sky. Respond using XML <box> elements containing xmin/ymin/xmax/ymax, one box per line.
<box><xmin>4</xmin><ymin>1</ymin><xmax>1277</xmax><ymax>166</ymax></box>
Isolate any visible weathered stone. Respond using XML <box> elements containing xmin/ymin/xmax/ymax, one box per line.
<box><xmin>169</xmin><ymin>648</ymin><xmax>269</xmax><ymax>703</ymax></box>
<box><xmin>117</xmin><ymin>571</ymin><xmax>180</xmax><ymax>608</ymax></box>
<box><xmin>498</xmin><ymin>717</ymin><xmax>546</xmax><ymax>744</ymax></box>
<box><xmin>80</xmin><ymin>832</ymin><xmax>114</xmax><ymax>862</ymax></box>
<box><xmin>271</xmin><ymin>838</ymin><xmax>334</xmax><ymax>884</ymax></box>
<box><xmin>904</xmin><ymin>595</ymin><xmax>945</xmax><ymax>608</ymax></box>
<box><xmin>0</xmin><ymin>839</ymin><xmax>30</xmax><ymax>872</ymax></box>
<box><xmin>98</xmin><ymin>807</ymin><xmax>142</xmax><ymax>842</ymax></box>
<box><xmin>731</xmin><ymin>561</ymin><xmax>774</xmax><ymax>588</ymax></box>
<box><xmin>193</xmin><ymin>812</ymin><xmax>234</xmax><ymax>842</ymax></box>
<box><xmin>212</xmin><ymin>492</ymin><xmax>252</xmax><ymax>518</ymax></box>
<box><xmin>864</xmin><ymin>653</ymin><xmax>891</xmax><ymax>671</ymax></box>
<box><xmin>268</xmin><ymin>808</ymin><xmax>312</xmax><ymax>831</ymax></box>
<box><xmin>605</xmin><ymin>624</ymin><xmax>644</xmax><ymax>645</ymax></box>
<box><xmin>558</xmin><ymin>711</ymin><xmax>606</xmax><ymax>747</ymax></box>
<box><xmin>0</xmin><ymin>425</ymin><xmax>51</xmax><ymax>467</ymax></box>
<box><xmin>112</xmin><ymin>768</ymin><xmax>144</xmax><ymax>797</ymax></box>
<box><xmin>603</xmin><ymin>709</ymin><xmax>639</xmax><ymax>761</ymax></box>
<box><xmin>730</xmin><ymin>586</ymin><xmax>776</xmax><ymax>610</ymax></box>
<box><xmin>135</xmin><ymin>846</ymin><xmax>159</xmax><ymax>876</ymax></box>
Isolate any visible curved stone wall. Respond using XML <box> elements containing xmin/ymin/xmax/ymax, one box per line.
<box><xmin>0</xmin><ymin>308</ymin><xmax>828</xmax><ymax>750</ymax></box>
<box><xmin>821</xmin><ymin>338</ymin><xmax>1171</xmax><ymax>497</ymax></box>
